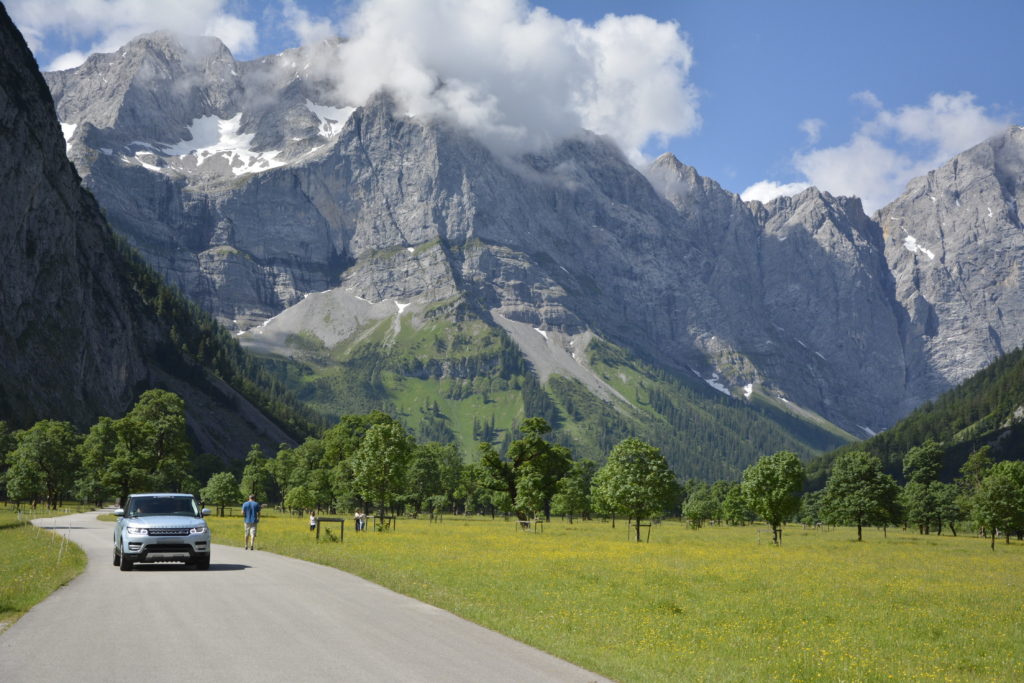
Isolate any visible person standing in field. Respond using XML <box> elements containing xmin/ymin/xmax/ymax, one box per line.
<box><xmin>242</xmin><ymin>494</ymin><xmax>261</xmax><ymax>550</ymax></box>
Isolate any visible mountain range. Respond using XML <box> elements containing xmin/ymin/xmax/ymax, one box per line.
<box><xmin>0</xmin><ymin>8</ymin><xmax>308</xmax><ymax>460</ymax></box>
<box><xmin>30</xmin><ymin>29</ymin><xmax>1024</xmax><ymax>475</ymax></box>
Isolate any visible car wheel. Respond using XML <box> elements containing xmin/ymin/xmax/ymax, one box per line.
<box><xmin>119</xmin><ymin>547</ymin><xmax>133</xmax><ymax>572</ymax></box>
<box><xmin>113</xmin><ymin>547</ymin><xmax>120</xmax><ymax>566</ymax></box>
<box><xmin>195</xmin><ymin>555</ymin><xmax>210</xmax><ymax>570</ymax></box>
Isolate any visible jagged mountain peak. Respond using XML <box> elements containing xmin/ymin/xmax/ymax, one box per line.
<box><xmin>38</xmin><ymin>30</ymin><xmax>1024</xmax><ymax>462</ymax></box>
<box><xmin>876</xmin><ymin>124</ymin><xmax>1024</xmax><ymax>414</ymax></box>
<box><xmin>0</xmin><ymin>7</ymin><xmax>298</xmax><ymax>457</ymax></box>
<box><xmin>759</xmin><ymin>187</ymin><xmax>873</xmax><ymax>240</ymax></box>
<box><xmin>115</xmin><ymin>30</ymin><xmax>233</xmax><ymax>63</ymax></box>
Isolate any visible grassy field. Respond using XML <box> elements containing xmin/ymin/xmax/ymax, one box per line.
<box><xmin>0</xmin><ymin>506</ymin><xmax>88</xmax><ymax>631</ymax></box>
<box><xmin>205</xmin><ymin>513</ymin><xmax>1024</xmax><ymax>681</ymax></box>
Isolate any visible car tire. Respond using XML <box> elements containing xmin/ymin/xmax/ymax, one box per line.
<box><xmin>195</xmin><ymin>555</ymin><xmax>210</xmax><ymax>570</ymax></box>
<box><xmin>119</xmin><ymin>547</ymin><xmax>133</xmax><ymax>571</ymax></box>
<box><xmin>113</xmin><ymin>547</ymin><xmax>120</xmax><ymax>566</ymax></box>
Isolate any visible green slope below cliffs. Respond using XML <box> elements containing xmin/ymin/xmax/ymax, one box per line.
<box><xmin>251</xmin><ymin>303</ymin><xmax>853</xmax><ymax>480</ymax></box>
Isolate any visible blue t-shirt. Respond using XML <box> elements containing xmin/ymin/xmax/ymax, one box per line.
<box><xmin>242</xmin><ymin>500</ymin><xmax>260</xmax><ymax>523</ymax></box>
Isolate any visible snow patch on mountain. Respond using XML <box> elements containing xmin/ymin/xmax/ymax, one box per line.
<box><xmin>161</xmin><ymin>114</ymin><xmax>286</xmax><ymax>176</ymax></box>
<box><xmin>704</xmin><ymin>373</ymin><xmax>730</xmax><ymax>396</ymax></box>
<box><xmin>305</xmin><ymin>100</ymin><xmax>355</xmax><ymax>138</ymax></box>
<box><xmin>903</xmin><ymin>234</ymin><xmax>935</xmax><ymax>260</ymax></box>
<box><xmin>60</xmin><ymin>122</ymin><xmax>76</xmax><ymax>154</ymax></box>
<box><xmin>131</xmin><ymin>151</ymin><xmax>162</xmax><ymax>173</ymax></box>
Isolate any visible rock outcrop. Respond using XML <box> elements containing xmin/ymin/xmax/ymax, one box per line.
<box><xmin>40</xmin><ymin>30</ymin><xmax>1024</xmax><ymax>439</ymax></box>
<box><xmin>0</xmin><ymin>9</ymin><xmax>295</xmax><ymax>459</ymax></box>
<box><xmin>880</xmin><ymin>126</ymin><xmax>1024</xmax><ymax>415</ymax></box>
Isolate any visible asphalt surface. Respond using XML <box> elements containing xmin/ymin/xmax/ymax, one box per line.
<box><xmin>0</xmin><ymin>510</ymin><xmax>608</xmax><ymax>682</ymax></box>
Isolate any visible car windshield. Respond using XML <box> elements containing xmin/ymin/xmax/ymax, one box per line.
<box><xmin>128</xmin><ymin>497</ymin><xmax>199</xmax><ymax>517</ymax></box>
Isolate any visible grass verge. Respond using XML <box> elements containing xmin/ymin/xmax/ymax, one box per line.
<box><xmin>205</xmin><ymin>513</ymin><xmax>1024</xmax><ymax>681</ymax></box>
<box><xmin>0</xmin><ymin>507</ymin><xmax>88</xmax><ymax>632</ymax></box>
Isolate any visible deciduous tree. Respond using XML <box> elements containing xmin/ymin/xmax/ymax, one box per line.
<box><xmin>741</xmin><ymin>451</ymin><xmax>805</xmax><ymax>545</ymax></box>
<box><xmin>109</xmin><ymin>390</ymin><xmax>193</xmax><ymax>501</ymax></box>
<box><xmin>74</xmin><ymin>417</ymin><xmax>118</xmax><ymax>506</ymax></box>
<box><xmin>903</xmin><ymin>440</ymin><xmax>944</xmax><ymax>485</ymax></box>
<box><xmin>721</xmin><ymin>483</ymin><xmax>754</xmax><ymax>525</ymax></box>
<box><xmin>478</xmin><ymin>417</ymin><xmax>570</xmax><ymax>521</ymax></box>
<box><xmin>683</xmin><ymin>484</ymin><xmax>719</xmax><ymax>529</ymax></box>
<box><xmin>971</xmin><ymin>461</ymin><xmax>1024</xmax><ymax>549</ymax></box>
<box><xmin>350</xmin><ymin>422</ymin><xmax>413</xmax><ymax>518</ymax></box>
<box><xmin>201</xmin><ymin>472</ymin><xmax>240</xmax><ymax>516</ymax></box>
<box><xmin>7</xmin><ymin>420</ymin><xmax>81</xmax><ymax>508</ymax></box>
<box><xmin>551</xmin><ymin>460</ymin><xmax>596</xmax><ymax>523</ymax></box>
<box><xmin>240</xmin><ymin>443</ymin><xmax>271</xmax><ymax>500</ymax></box>
<box><xmin>591</xmin><ymin>438</ymin><xmax>676</xmax><ymax>542</ymax></box>
<box><xmin>820</xmin><ymin>451</ymin><xmax>900</xmax><ymax>541</ymax></box>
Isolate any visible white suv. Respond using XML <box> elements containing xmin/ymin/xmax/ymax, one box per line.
<box><xmin>114</xmin><ymin>493</ymin><xmax>211</xmax><ymax>571</ymax></box>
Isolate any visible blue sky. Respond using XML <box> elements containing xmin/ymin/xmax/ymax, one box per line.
<box><xmin>10</xmin><ymin>0</ymin><xmax>1022</xmax><ymax>212</ymax></box>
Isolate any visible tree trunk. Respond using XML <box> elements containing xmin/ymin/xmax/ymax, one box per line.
<box><xmin>949</xmin><ymin>523</ymin><xmax>956</xmax><ymax>537</ymax></box>
<box><xmin>857</xmin><ymin>522</ymin><xmax>862</xmax><ymax>542</ymax></box>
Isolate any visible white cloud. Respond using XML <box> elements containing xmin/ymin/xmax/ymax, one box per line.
<box><xmin>12</xmin><ymin>0</ymin><xmax>699</xmax><ymax>164</ymax></box>
<box><xmin>329</xmin><ymin>0</ymin><xmax>700</xmax><ymax>163</ymax></box>
<box><xmin>794</xmin><ymin>133</ymin><xmax>915</xmax><ymax>213</ymax></box>
<box><xmin>7</xmin><ymin>0</ymin><xmax>258</xmax><ymax>69</ymax></box>
<box><xmin>851</xmin><ymin>90</ymin><xmax>883</xmax><ymax>109</ymax></box>
<box><xmin>755</xmin><ymin>92</ymin><xmax>1008</xmax><ymax>214</ymax></box>
<box><xmin>799</xmin><ymin>118</ymin><xmax>824</xmax><ymax>144</ymax></box>
<box><xmin>869</xmin><ymin>92</ymin><xmax>1008</xmax><ymax>161</ymax></box>
<box><xmin>47</xmin><ymin>50</ymin><xmax>89</xmax><ymax>71</ymax></box>
<box><xmin>740</xmin><ymin>180</ymin><xmax>810</xmax><ymax>204</ymax></box>
<box><xmin>282</xmin><ymin>0</ymin><xmax>337</xmax><ymax>46</ymax></box>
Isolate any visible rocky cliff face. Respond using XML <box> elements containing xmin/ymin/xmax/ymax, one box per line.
<box><xmin>41</xmin><ymin>31</ymin><xmax>1024</xmax><ymax>439</ymax></box>
<box><xmin>879</xmin><ymin>126</ymin><xmax>1024</xmax><ymax>415</ymax></box>
<box><xmin>0</xmin><ymin>9</ymin><xmax>294</xmax><ymax>459</ymax></box>
<box><xmin>1</xmin><ymin>5</ymin><xmax>147</xmax><ymax>427</ymax></box>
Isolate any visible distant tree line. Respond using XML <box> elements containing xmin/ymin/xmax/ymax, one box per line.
<box><xmin>3</xmin><ymin>392</ymin><xmax>1022</xmax><ymax>549</ymax></box>
<box><xmin>679</xmin><ymin>442</ymin><xmax>1024</xmax><ymax>549</ymax></box>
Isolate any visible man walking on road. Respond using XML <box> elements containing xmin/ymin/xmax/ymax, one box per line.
<box><xmin>242</xmin><ymin>494</ymin><xmax>261</xmax><ymax>550</ymax></box>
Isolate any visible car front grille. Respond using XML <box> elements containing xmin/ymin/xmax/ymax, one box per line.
<box><xmin>143</xmin><ymin>544</ymin><xmax>192</xmax><ymax>553</ymax></box>
<box><xmin>147</xmin><ymin>528</ymin><xmax>190</xmax><ymax>537</ymax></box>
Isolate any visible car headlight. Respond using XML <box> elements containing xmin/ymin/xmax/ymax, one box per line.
<box><xmin>190</xmin><ymin>525</ymin><xmax>208</xmax><ymax>534</ymax></box>
<box><xmin>125</xmin><ymin>526</ymin><xmax>148</xmax><ymax>536</ymax></box>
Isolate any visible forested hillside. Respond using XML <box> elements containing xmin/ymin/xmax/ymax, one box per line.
<box><xmin>115</xmin><ymin>237</ymin><xmax>324</xmax><ymax>442</ymax></box>
<box><xmin>807</xmin><ymin>346</ymin><xmax>1024</xmax><ymax>487</ymax></box>
<box><xmin>253</xmin><ymin>307</ymin><xmax>851</xmax><ymax>480</ymax></box>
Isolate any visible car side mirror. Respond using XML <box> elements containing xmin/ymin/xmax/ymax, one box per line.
<box><xmin>114</xmin><ymin>508</ymin><xmax>124</xmax><ymax>517</ymax></box>
<box><xmin>201</xmin><ymin>508</ymin><xmax>211</xmax><ymax>517</ymax></box>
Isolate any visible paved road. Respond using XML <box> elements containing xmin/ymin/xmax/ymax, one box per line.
<box><xmin>0</xmin><ymin>511</ymin><xmax>608</xmax><ymax>682</ymax></box>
